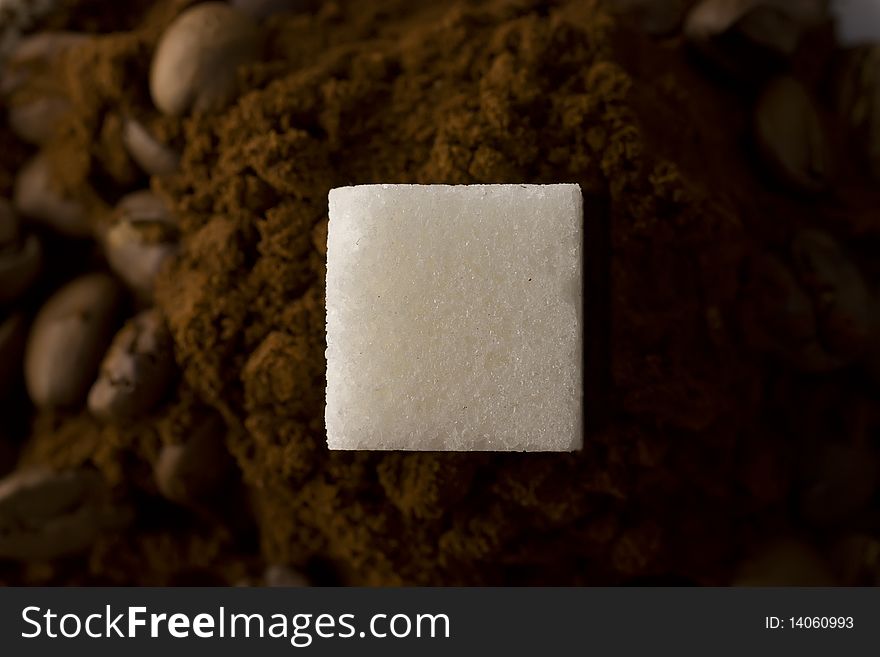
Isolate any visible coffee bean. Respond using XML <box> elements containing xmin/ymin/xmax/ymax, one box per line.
<box><xmin>798</xmin><ymin>442</ymin><xmax>877</xmax><ymax>528</ymax></box>
<box><xmin>7</xmin><ymin>96</ymin><xmax>71</xmax><ymax>145</ymax></box>
<box><xmin>835</xmin><ymin>45</ymin><xmax>880</xmax><ymax>181</ymax></box>
<box><xmin>0</xmin><ymin>314</ymin><xmax>26</xmax><ymax>398</ymax></box>
<box><xmin>1</xmin><ymin>32</ymin><xmax>86</xmax><ymax>146</ymax></box>
<box><xmin>741</xmin><ymin>253</ymin><xmax>843</xmax><ymax>371</ymax></box>
<box><xmin>104</xmin><ymin>191</ymin><xmax>179</xmax><ymax>300</ymax></box>
<box><xmin>686</xmin><ymin>0</ymin><xmax>826</xmax><ymax>45</ymax></box>
<box><xmin>791</xmin><ymin>229</ymin><xmax>878</xmax><ymax>361</ymax></box>
<box><xmin>829</xmin><ymin>534</ymin><xmax>880</xmax><ymax>586</ymax></box>
<box><xmin>25</xmin><ymin>273</ymin><xmax>123</xmax><ymax>409</ymax></box>
<box><xmin>264</xmin><ymin>564</ymin><xmax>310</xmax><ymax>587</ymax></box>
<box><xmin>113</xmin><ymin>189</ymin><xmax>177</xmax><ymax>227</ymax></box>
<box><xmin>733</xmin><ymin>538</ymin><xmax>836</xmax><ymax>585</ymax></box>
<box><xmin>685</xmin><ymin>0</ymin><xmax>757</xmax><ymax>42</ymax></box>
<box><xmin>154</xmin><ymin>415</ymin><xmax>234</xmax><ymax>508</ymax></box>
<box><xmin>735</xmin><ymin>4</ymin><xmax>800</xmax><ymax>57</ymax></box>
<box><xmin>150</xmin><ymin>3</ymin><xmax>260</xmax><ymax>116</ymax></box>
<box><xmin>685</xmin><ymin>0</ymin><xmax>825</xmax><ymax>80</ymax></box>
<box><xmin>608</xmin><ymin>0</ymin><xmax>685</xmax><ymax>36</ymax></box>
<box><xmin>230</xmin><ymin>0</ymin><xmax>316</xmax><ymax>20</ymax></box>
<box><xmin>0</xmin><ymin>198</ymin><xmax>16</xmax><ymax>245</ymax></box>
<box><xmin>122</xmin><ymin>117</ymin><xmax>179</xmax><ymax>176</ymax></box>
<box><xmin>754</xmin><ymin>77</ymin><xmax>829</xmax><ymax>193</ymax></box>
<box><xmin>88</xmin><ymin>309</ymin><xmax>175</xmax><ymax>422</ymax></box>
<box><xmin>0</xmin><ymin>234</ymin><xmax>41</xmax><ymax>305</ymax></box>
<box><xmin>0</xmin><ymin>467</ymin><xmax>131</xmax><ymax>561</ymax></box>
<box><xmin>13</xmin><ymin>153</ymin><xmax>90</xmax><ymax>238</ymax></box>
<box><xmin>0</xmin><ymin>198</ymin><xmax>42</xmax><ymax>305</ymax></box>
<box><xmin>1</xmin><ymin>32</ymin><xmax>89</xmax><ymax>96</ymax></box>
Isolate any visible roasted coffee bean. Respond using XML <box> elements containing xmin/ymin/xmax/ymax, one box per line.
<box><xmin>113</xmin><ymin>189</ymin><xmax>177</xmax><ymax>227</ymax></box>
<box><xmin>122</xmin><ymin>117</ymin><xmax>179</xmax><ymax>176</ymax></box>
<box><xmin>150</xmin><ymin>3</ymin><xmax>260</xmax><ymax>116</ymax></box>
<box><xmin>798</xmin><ymin>442</ymin><xmax>877</xmax><ymax>528</ymax></box>
<box><xmin>791</xmin><ymin>229</ymin><xmax>878</xmax><ymax>361</ymax></box>
<box><xmin>0</xmin><ymin>199</ymin><xmax>41</xmax><ymax>304</ymax></box>
<box><xmin>685</xmin><ymin>0</ymin><xmax>826</xmax><ymax>80</ymax></box>
<box><xmin>7</xmin><ymin>96</ymin><xmax>71</xmax><ymax>145</ymax></box>
<box><xmin>0</xmin><ymin>198</ymin><xmax>16</xmax><ymax>245</ymax></box>
<box><xmin>0</xmin><ymin>314</ymin><xmax>26</xmax><ymax>398</ymax></box>
<box><xmin>741</xmin><ymin>253</ymin><xmax>843</xmax><ymax>371</ymax></box>
<box><xmin>733</xmin><ymin>538</ymin><xmax>836</xmax><ymax>585</ymax></box>
<box><xmin>835</xmin><ymin>45</ymin><xmax>880</xmax><ymax>181</ymax></box>
<box><xmin>754</xmin><ymin>77</ymin><xmax>829</xmax><ymax>193</ymax></box>
<box><xmin>829</xmin><ymin>534</ymin><xmax>880</xmax><ymax>586</ymax></box>
<box><xmin>0</xmin><ymin>467</ymin><xmax>131</xmax><ymax>561</ymax></box>
<box><xmin>686</xmin><ymin>0</ymin><xmax>826</xmax><ymax>47</ymax></box>
<box><xmin>154</xmin><ymin>415</ymin><xmax>234</xmax><ymax>508</ymax></box>
<box><xmin>2</xmin><ymin>32</ymin><xmax>87</xmax><ymax>145</ymax></box>
<box><xmin>88</xmin><ymin>309</ymin><xmax>175</xmax><ymax>421</ymax></box>
<box><xmin>230</xmin><ymin>0</ymin><xmax>316</xmax><ymax>20</ymax></box>
<box><xmin>736</xmin><ymin>5</ymin><xmax>801</xmax><ymax>56</ymax></box>
<box><xmin>264</xmin><ymin>564</ymin><xmax>310</xmax><ymax>587</ymax></box>
<box><xmin>25</xmin><ymin>273</ymin><xmax>123</xmax><ymax>409</ymax></box>
<box><xmin>685</xmin><ymin>0</ymin><xmax>758</xmax><ymax>42</ymax></box>
<box><xmin>1</xmin><ymin>31</ymin><xmax>88</xmax><ymax>96</ymax></box>
<box><xmin>104</xmin><ymin>191</ymin><xmax>178</xmax><ymax>299</ymax></box>
<box><xmin>13</xmin><ymin>153</ymin><xmax>90</xmax><ymax>237</ymax></box>
<box><xmin>606</xmin><ymin>0</ymin><xmax>686</xmax><ymax>35</ymax></box>
<box><xmin>0</xmin><ymin>234</ymin><xmax>41</xmax><ymax>305</ymax></box>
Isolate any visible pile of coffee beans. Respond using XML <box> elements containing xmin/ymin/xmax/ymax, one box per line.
<box><xmin>0</xmin><ymin>2</ymin><xmax>306</xmax><ymax>582</ymax></box>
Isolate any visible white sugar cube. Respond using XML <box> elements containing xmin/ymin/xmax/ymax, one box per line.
<box><xmin>325</xmin><ymin>184</ymin><xmax>583</xmax><ymax>452</ymax></box>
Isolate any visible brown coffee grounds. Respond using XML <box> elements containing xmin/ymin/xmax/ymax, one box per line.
<box><xmin>152</xmin><ymin>0</ymin><xmax>750</xmax><ymax>586</ymax></box>
<box><xmin>3</xmin><ymin>0</ymin><xmax>877</xmax><ymax>586</ymax></box>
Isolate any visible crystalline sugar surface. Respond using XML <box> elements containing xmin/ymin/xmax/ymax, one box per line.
<box><xmin>326</xmin><ymin>184</ymin><xmax>583</xmax><ymax>452</ymax></box>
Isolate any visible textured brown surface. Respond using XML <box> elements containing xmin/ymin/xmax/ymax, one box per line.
<box><xmin>1</xmin><ymin>0</ymin><xmax>878</xmax><ymax>586</ymax></box>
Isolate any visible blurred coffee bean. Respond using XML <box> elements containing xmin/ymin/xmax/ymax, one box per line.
<box><xmin>835</xmin><ymin>45</ymin><xmax>880</xmax><ymax>181</ymax></box>
<box><xmin>88</xmin><ymin>309</ymin><xmax>175</xmax><ymax>422</ymax></box>
<box><xmin>0</xmin><ymin>234</ymin><xmax>41</xmax><ymax>305</ymax></box>
<box><xmin>264</xmin><ymin>564</ymin><xmax>310</xmax><ymax>587</ymax></box>
<box><xmin>685</xmin><ymin>0</ymin><xmax>826</xmax><ymax>80</ymax></box>
<box><xmin>0</xmin><ymin>466</ymin><xmax>132</xmax><ymax>561</ymax></box>
<box><xmin>230</xmin><ymin>0</ymin><xmax>316</xmax><ymax>20</ymax></box>
<box><xmin>735</xmin><ymin>4</ymin><xmax>800</xmax><ymax>57</ymax></box>
<box><xmin>607</xmin><ymin>0</ymin><xmax>686</xmax><ymax>35</ymax></box>
<box><xmin>25</xmin><ymin>273</ymin><xmax>123</xmax><ymax>409</ymax></box>
<box><xmin>7</xmin><ymin>96</ymin><xmax>71</xmax><ymax>146</ymax></box>
<box><xmin>0</xmin><ymin>199</ymin><xmax>15</xmax><ymax>245</ymax></box>
<box><xmin>733</xmin><ymin>538</ymin><xmax>836</xmax><ymax>585</ymax></box>
<box><xmin>791</xmin><ymin>229</ymin><xmax>878</xmax><ymax>361</ymax></box>
<box><xmin>798</xmin><ymin>441</ymin><xmax>877</xmax><ymax>528</ymax></box>
<box><xmin>13</xmin><ymin>153</ymin><xmax>90</xmax><ymax>238</ymax></box>
<box><xmin>104</xmin><ymin>191</ymin><xmax>178</xmax><ymax>300</ymax></box>
<box><xmin>121</xmin><ymin>117</ymin><xmax>179</xmax><ymax>176</ymax></box>
<box><xmin>754</xmin><ymin>77</ymin><xmax>829</xmax><ymax>193</ymax></box>
<box><xmin>1</xmin><ymin>32</ymin><xmax>87</xmax><ymax>146</ymax></box>
<box><xmin>685</xmin><ymin>0</ymin><xmax>756</xmax><ymax>42</ymax></box>
<box><xmin>154</xmin><ymin>415</ymin><xmax>234</xmax><ymax>508</ymax></box>
<box><xmin>829</xmin><ymin>534</ymin><xmax>880</xmax><ymax>586</ymax></box>
<box><xmin>0</xmin><ymin>199</ymin><xmax>41</xmax><ymax>305</ymax></box>
<box><xmin>0</xmin><ymin>32</ymin><xmax>89</xmax><ymax>96</ymax></box>
<box><xmin>741</xmin><ymin>253</ymin><xmax>843</xmax><ymax>371</ymax></box>
<box><xmin>0</xmin><ymin>314</ymin><xmax>26</xmax><ymax>398</ymax></box>
<box><xmin>150</xmin><ymin>3</ymin><xmax>260</xmax><ymax>116</ymax></box>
